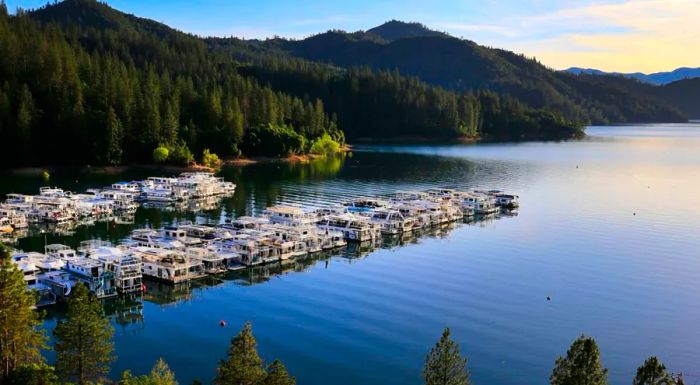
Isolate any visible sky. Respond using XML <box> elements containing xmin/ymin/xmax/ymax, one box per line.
<box><xmin>6</xmin><ymin>0</ymin><xmax>699</xmax><ymax>73</ymax></box>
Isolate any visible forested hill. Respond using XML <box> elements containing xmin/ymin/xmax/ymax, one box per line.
<box><xmin>0</xmin><ymin>0</ymin><xmax>584</xmax><ymax>167</ymax></box>
<box><xmin>655</xmin><ymin>78</ymin><xmax>700</xmax><ymax>119</ymax></box>
<box><xmin>242</xmin><ymin>21</ymin><xmax>689</xmax><ymax>124</ymax></box>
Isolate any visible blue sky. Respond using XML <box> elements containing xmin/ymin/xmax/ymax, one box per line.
<box><xmin>6</xmin><ymin>0</ymin><xmax>699</xmax><ymax>72</ymax></box>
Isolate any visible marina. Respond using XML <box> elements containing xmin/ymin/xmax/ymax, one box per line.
<box><xmin>0</xmin><ymin>172</ymin><xmax>236</xmax><ymax>243</ymax></box>
<box><xmin>9</xmin><ymin>183</ymin><xmax>518</xmax><ymax>305</ymax></box>
<box><xmin>3</xmin><ymin>124</ymin><xmax>697</xmax><ymax>385</ymax></box>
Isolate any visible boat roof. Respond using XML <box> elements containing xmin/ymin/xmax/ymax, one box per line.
<box><xmin>266</xmin><ymin>205</ymin><xmax>305</xmax><ymax>215</ymax></box>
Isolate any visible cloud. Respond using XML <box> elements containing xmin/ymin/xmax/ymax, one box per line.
<box><xmin>508</xmin><ymin>0</ymin><xmax>700</xmax><ymax>72</ymax></box>
<box><xmin>434</xmin><ymin>0</ymin><xmax>698</xmax><ymax>72</ymax></box>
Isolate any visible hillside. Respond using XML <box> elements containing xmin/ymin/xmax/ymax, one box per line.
<box><xmin>656</xmin><ymin>78</ymin><xmax>700</xmax><ymax>118</ymax></box>
<box><xmin>0</xmin><ymin>0</ymin><xmax>585</xmax><ymax>168</ymax></box>
<box><xmin>366</xmin><ymin>20</ymin><xmax>448</xmax><ymax>41</ymax></box>
<box><xmin>241</xmin><ymin>21</ymin><xmax>687</xmax><ymax>125</ymax></box>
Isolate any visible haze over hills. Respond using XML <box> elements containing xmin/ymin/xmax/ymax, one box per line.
<box><xmin>566</xmin><ymin>67</ymin><xmax>700</xmax><ymax>85</ymax></box>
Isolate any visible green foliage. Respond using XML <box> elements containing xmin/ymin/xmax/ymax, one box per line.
<box><xmin>106</xmin><ymin>107</ymin><xmax>124</xmax><ymax>165</ymax></box>
<box><xmin>201</xmin><ymin>149</ymin><xmax>222</xmax><ymax>169</ymax></box>
<box><xmin>550</xmin><ymin>335</ymin><xmax>608</xmax><ymax>385</ymax></box>
<box><xmin>309</xmin><ymin>133</ymin><xmax>341</xmax><ymax>156</ymax></box>
<box><xmin>0</xmin><ymin>243</ymin><xmax>46</xmax><ymax>381</ymax></box>
<box><xmin>242</xmin><ymin>61</ymin><xmax>583</xmax><ymax>141</ymax></box>
<box><xmin>0</xmin><ymin>1</ymin><xmax>596</xmax><ymax>168</ymax></box>
<box><xmin>214</xmin><ymin>322</ymin><xmax>266</xmax><ymax>385</ymax></box>
<box><xmin>235</xmin><ymin>24</ymin><xmax>687</xmax><ymax>125</ymax></box>
<box><xmin>422</xmin><ymin>327</ymin><xmax>470</xmax><ymax>385</ymax></box>
<box><xmin>54</xmin><ymin>283</ymin><xmax>115</xmax><ymax>385</ymax></box>
<box><xmin>149</xmin><ymin>358</ymin><xmax>178</xmax><ymax>385</ymax></box>
<box><xmin>168</xmin><ymin>140</ymin><xmax>194</xmax><ymax>166</ymax></box>
<box><xmin>243</xmin><ymin>124</ymin><xmax>307</xmax><ymax>157</ymax></box>
<box><xmin>633</xmin><ymin>357</ymin><xmax>675</xmax><ymax>385</ymax></box>
<box><xmin>4</xmin><ymin>363</ymin><xmax>59</xmax><ymax>385</ymax></box>
<box><xmin>120</xmin><ymin>358</ymin><xmax>178</xmax><ymax>385</ymax></box>
<box><xmin>261</xmin><ymin>360</ymin><xmax>295</xmax><ymax>385</ymax></box>
<box><xmin>153</xmin><ymin>146</ymin><xmax>170</xmax><ymax>163</ymax></box>
<box><xmin>120</xmin><ymin>371</ymin><xmax>153</xmax><ymax>385</ymax></box>
<box><xmin>0</xmin><ymin>3</ymin><xmax>339</xmax><ymax>167</ymax></box>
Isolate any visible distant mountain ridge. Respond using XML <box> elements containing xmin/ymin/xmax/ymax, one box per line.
<box><xmin>366</xmin><ymin>20</ymin><xmax>449</xmax><ymax>42</ymax></box>
<box><xmin>243</xmin><ymin>20</ymin><xmax>690</xmax><ymax>123</ymax></box>
<box><xmin>565</xmin><ymin>67</ymin><xmax>700</xmax><ymax>85</ymax></box>
<box><xmin>13</xmin><ymin>1</ymin><xmax>700</xmax><ymax>133</ymax></box>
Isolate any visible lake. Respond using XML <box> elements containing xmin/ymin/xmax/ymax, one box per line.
<box><xmin>3</xmin><ymin>123</ymin><xmax>700</xmax><ymax>385</ymax></box>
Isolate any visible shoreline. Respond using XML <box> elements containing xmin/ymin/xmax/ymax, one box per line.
<box><xmin>352</xmin><ymin>136</ymin><xmax>479</xmax><ymax>144</ymax></box>
<box><xmin>3</xmin><ymin>147</ymin><xmax>353</xmax><ymax>176</ymax></box>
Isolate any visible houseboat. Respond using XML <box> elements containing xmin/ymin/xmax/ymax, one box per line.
<box><xmin>317</xmin><ymin>214</ymin><xmax>376</xmax><ymax>242</ymax></box>
<box><xmin>460</xmin><ymin>194</ymin><xmax>499</xmax><ymax>215</ymax></box>
<box><xmin>368</xmin><ymin>209</ymin><xmax>414</xmax><ymax>235</ymax></box>
<box><xmin>265</xmin><ymin>205</ymin><xmax>319</xmax><ymax>227</ymax></box>
<box><xmin>10</xmin><ymin>252</ymin><xmax>57</xmax><ymax>306</ymax></box>
<box><xmin>80</xmin><ymin>242</ymin><xmax>143</xmax><ymax>294</ymax></box>
<box><xmin>131</xmin><ymin>246</ymin><xmax>205</xmax><ymax>284</ymax></box>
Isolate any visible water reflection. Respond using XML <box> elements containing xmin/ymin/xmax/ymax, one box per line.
<box><xmin>40</xmin><ymin>212</ymin><xmax>512</xmax><ymax>327</ymax></box>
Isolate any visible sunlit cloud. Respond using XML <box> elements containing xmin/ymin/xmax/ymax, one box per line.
<box><xmin>473</xmin><ymin>0</ymin><xmax>700</xmax><ymax>72</ymax></box>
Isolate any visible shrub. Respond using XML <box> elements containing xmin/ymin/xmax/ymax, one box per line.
<box><xmin>152</xmin><ymin>146</ymin><xmax>169</xmax><ymax>163</ymax></box>
<box><xmin>169</xmin><ymin>140</ymin><xmax>194</xmax><ymax>166</ymax></box>
<box><xmin>201</xmin><ymin>149</ymin><xmax>222</xmax><ymax>169</ymax></box>
<box><xmin>242</xmin><ymin>124</ymin><xmax>307</xmax><ymax>157</ymax></box>
<box><xmin>309</xmin><ymin>133</ymin><xmax>341</xmax><ymax>156</ymax></box>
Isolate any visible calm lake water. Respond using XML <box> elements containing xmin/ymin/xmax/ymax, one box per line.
<box><xmin>3</xmin><ymin>123</ymin><xmax>700</xmax><ymax>385</ymax></box>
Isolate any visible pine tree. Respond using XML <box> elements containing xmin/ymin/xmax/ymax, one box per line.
<box><xmin>16</xmin><ymin>84</ymin><xmax>35</xmax><ymax>147</ymax></box>
<box><xmin>161</xmin><ymin>101</ymin><xmax>179</xmax><ymax>146</ymax></box>
<box><xmin>214</xmin><ymin>322</ymin><xmax>266</xmax><ymax>385</ymax></box>
<box><xmin>149</xmin><ymin>358</ymin><xmax>178</xmax><ymax>385</ymax></box>
<box><xmin>550</xmin><ymin>335</ymin><xmax>608</xmax><ymax>385</ymax></box>
<box><xmin>118</xmin><ymin>359</ymin><xmax>178</xmax><ymax>385</ymax></box>
<box><xmin>230</xmin><ymin>97</ymin><xmax>245</xmax><ymax>145</ymax></box>
<box><xmin>105</xmin><ymin>106</ymin><xmax>124</xmax><ymax>165</ymax></box>
<box><xmin>261</xmin><ymin>360</ymin><xmax>295</xmax><ymax>385</ymax></box>
<box><xmin>633</xmin><ymin>357</ymin><xmax>675</xmax><ymax>385</ymax></box>
<box><xmin>0</xmin><ymin>243</ymin><xmax>46</xmax><ymax>381</ymax></box>
<box><xmin>54</xmin><ymin>283</ymin><xmax>115</xmax><ymax>385</ymax></box>
<box><xmin>4</xmin><ymin>363</ymin><xmax>59</xmax><ymax>385</ymax></box>
<box><xmin>422</xmin><ymin>328</ymin><xmax>470</xmax><ymax>385</ymax></box>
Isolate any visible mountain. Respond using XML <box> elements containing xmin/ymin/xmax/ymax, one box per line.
<box><xmin>566</xmin><ymin>67</ymin><xmax>700</xmax><ymax>85</ymax></box>
<box><xmin>0</xmin><ymin>0</ymin><xmax>588</xmax><ymax>168</ymax></box>
<box><xmin>656</xmin><ymin>78</ymin><xmax>700</xmax><ymax>118</ymax></box>
<box><xmin>234</xmin><ymin>25</ymin><xmax>687</xmax><ymax>125</ymax></box>
<box><xmin>366</xmin><ymin>20</ymin><xmax>448</xmax><ymax>42</ymax></box>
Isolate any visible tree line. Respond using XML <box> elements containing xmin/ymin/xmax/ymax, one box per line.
<box><xmin>234</xmin><ymin>58</ymin><xmax>584</xmax><ymax>141</ymax></box>
<box><xmin>0</xmin><ymin>0</ymin><xmax>583</xmax><ymax>169</ymax></box>
<box><xmin>227</xmin><ymin>22</ymin><xmax>688</xmax><ymax>126</ymax></box>
<box><xmin>0</xmin><ymin>242</ymin><xmax>688</xmax><ymax>385</ymax></box>
<box><xmin>0</xmin><ymin>1</ymin><xmax>343</xmax><ymax>167</ymax></box>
